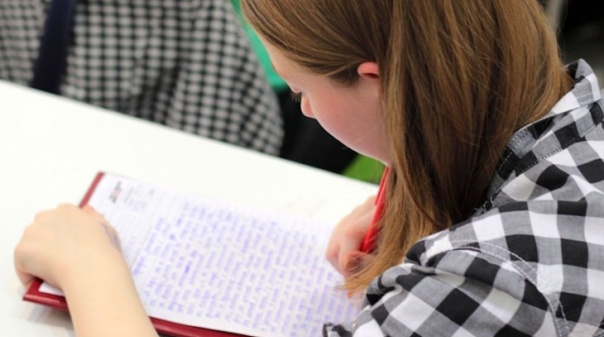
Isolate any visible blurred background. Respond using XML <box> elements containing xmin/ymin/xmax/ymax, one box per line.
<box><xmin>551</xmin><ymin>0</ymin><xmax>604</xmax><ymax>79</ymax></box>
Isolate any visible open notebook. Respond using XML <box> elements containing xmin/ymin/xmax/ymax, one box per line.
<box><xmin>24</xmin><ymin>172</ymin><xmax>361</xmax><ymax>337</ymax></box>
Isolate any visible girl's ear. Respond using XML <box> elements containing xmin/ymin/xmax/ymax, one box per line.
<box><xmin>357</xmin><ymin>62</ymin><xmax>380</xmax><ymax>81</ymax></box>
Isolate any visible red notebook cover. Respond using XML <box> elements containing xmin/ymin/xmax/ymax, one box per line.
<box><xmin>23</xmin><ymin>172</ymin><xmax>248</xmax><ymax>337</ymax></box>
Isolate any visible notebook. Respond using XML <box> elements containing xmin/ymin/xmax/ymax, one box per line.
<box><xmin>24</xmin><ymin>172</ymin><xmax>361</xmax><ymax>337</ymax></box>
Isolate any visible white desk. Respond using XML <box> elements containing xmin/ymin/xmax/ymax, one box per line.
<box><xmin>0</xmin><ymin>80</ymin><xmax>377</xmax><ymax>336</ymax></box>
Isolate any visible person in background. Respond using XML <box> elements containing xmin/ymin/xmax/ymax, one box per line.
<box><xmin>0</xmin><ymin>0</ymin><xmax>282</xmax><ymax>154</ymax></box>
<box><xmin>13</xmin><ymin>0</ymin><xmax>604</xmax><ymax>336</ymax></box>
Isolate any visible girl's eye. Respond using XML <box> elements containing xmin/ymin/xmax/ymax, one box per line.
<box><xmin>290</xmin><ymin>91</ymin><xmax>302</xmax><ymax>102</ymax></box>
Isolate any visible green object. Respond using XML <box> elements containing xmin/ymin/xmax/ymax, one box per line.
<box><xmin>230</xmin><ymin>0</ymin><xmax>289</xmax><ymax>92</ymax></box>
<box><xmin>342</xmin><ymin>155</ymin><xmax>385</xmax><ymax>184</ymax></box>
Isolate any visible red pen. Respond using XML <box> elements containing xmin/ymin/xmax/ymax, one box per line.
<box><xmin>359</xmin><ymin>167</ymin><xmax>390</xmax><ymax>253</ymax></box>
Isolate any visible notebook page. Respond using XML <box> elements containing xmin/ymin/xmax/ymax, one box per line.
<box><xmin>41</xmin><ymin>173</ymin><xmax>360</xmax><ymax>337</ymax></box>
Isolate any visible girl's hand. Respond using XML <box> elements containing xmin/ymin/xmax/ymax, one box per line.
<box><xmin>14</xmin><ymin>204</ymin><xmax>122</xmax><ymax>290</ymax></box>
<box><xmin>326</xmin><ymin>195</ymin><xmax>376</xmax><ymax>276</ymax></box>
<box><xmin>15</xmin><ymin>204</ymin><xmax>159</xmax><ymax>337</ymax></box>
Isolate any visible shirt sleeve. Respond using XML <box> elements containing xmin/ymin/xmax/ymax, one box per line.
<box><xmin>323</xmin><ymin>248</ymin><xmax>556</xmax><ymax>337</ymax></box>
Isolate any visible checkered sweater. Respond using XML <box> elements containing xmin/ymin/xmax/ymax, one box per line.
<box><xmin>0</xmin><ymin>0</ymin><xmax>282</xmax><ymax>154</ymax></box>
<box><xmin>325</xmin><ymin>60</ymin><xmax>604</xmax><ymax>337</ymax></box>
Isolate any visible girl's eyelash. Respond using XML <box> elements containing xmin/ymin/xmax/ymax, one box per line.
<box><xmin>290</xmin><ymin>91</ymin><xmax>302</xmax><ymax>102</ymax></box>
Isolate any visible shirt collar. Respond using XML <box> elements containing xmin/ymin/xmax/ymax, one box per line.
<box><xmin>548</xmin><ymin>59</ymin><xmax>602</xmax><ymax>116</ymax></box>
<box><xmin>479</xmin><ymin>59</ymin><xmax>603</xmax><ymax>213</ymax></box>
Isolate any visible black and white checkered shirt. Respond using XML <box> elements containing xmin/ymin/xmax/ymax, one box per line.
<box><xmin>325</xmin><ymin>60</ymin><xmax>604</xmax><ymax>336</ymax></box>
<box><xmin>0</xmin><ymin>0</ymin><xmax>283</xmax><ymax>154</ymax></box>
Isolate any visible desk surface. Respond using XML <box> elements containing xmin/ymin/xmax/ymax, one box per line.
<box><xmin>0</xmin><ymin>80</ymin><xmax>377</xmax><ymax>336</ymax></box>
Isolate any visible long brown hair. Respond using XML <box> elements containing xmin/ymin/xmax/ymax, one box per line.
<box><xmin>242</xmin><ymin>0</ymin><xmax>572</xmax><ymax>294</ymax></box>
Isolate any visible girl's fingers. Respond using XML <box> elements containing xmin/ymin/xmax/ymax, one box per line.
<box><xmin>14</xmin><ymin>257</ymin><xmax>34</xmax><ymax>287</ymax></box>
<box><xmin>82</xmin><ymin>205</ymin><xmax>121</xmax><ymax>250</ymax></box>
<box><xmin>82</xmin><ymin>205</ymin><xmax>107</xmax><ymax>224</ymax></box>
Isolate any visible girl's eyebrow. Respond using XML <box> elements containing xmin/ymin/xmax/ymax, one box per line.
<box><xmin>270</xmin><ymin>60</ymin><xmax>291</xmax><ymax>81</ymax></box>
<box><xmin>270</xmin><ymin>61</ymin><xmax>283</xmax><ymax>77</ymax></box>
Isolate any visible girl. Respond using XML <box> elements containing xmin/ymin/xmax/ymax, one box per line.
<box><xmin>15</xmin><ymin>0</ymin><xmax>604</xmax><ymax>336</ymax></box>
